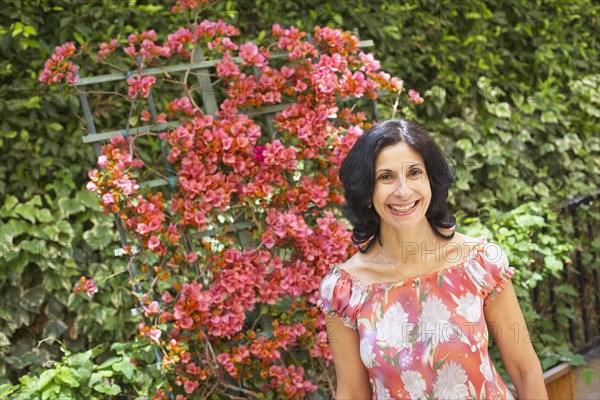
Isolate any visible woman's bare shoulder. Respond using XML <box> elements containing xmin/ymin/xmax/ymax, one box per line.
<box><xmin>337</xmin><ymin>252</ymin><xmax>365</xmax><ymax>275</ymax></box>
<box><xmin>439</xmin><ymin>232</ymin><xmax>481</xmax><ymax>262</ymax></box>
<box><xmin>453</xmin><ymin>232</ymin><xmax>481</xmax><ymax>246</ymax></box>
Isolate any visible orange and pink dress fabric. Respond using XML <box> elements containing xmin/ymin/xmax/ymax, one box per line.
<box><xmin>317</xmin><ymin>236</ymin><xmax>516</xmax><ymax>400</ymax></box>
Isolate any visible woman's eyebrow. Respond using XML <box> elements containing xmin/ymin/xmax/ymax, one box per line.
<box><xmin>376</xmin><ymin>162</ymin><xmax>424</xmax><ymax>172</ymax></box>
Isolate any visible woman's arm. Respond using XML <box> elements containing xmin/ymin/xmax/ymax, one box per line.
<box><xmin>484</xmin><ymin>281</ymin><xmax>548</xmax><ymax>400</ymax></box>
<box><xmin>324</xmin><ymin>314</ymin><xmax>372</xmax><ymax>399</ymax></box>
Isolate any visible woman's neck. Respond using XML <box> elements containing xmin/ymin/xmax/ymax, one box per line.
<box><xmin>377</xmin><ymin>222</ymin><xmax>440</xmax><ymax>266</ymax></box>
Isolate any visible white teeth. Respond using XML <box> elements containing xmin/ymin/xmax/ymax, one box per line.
<box><xmin>390</xmin><ymin>202</ymin><xmax>416</xmax><ymax>213</ymax></box>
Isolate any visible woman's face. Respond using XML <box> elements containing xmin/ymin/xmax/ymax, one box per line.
<box><xmin>372</xmin><ymin>141</ymin><xmax>431</xmax><ymax>231</ymax></box>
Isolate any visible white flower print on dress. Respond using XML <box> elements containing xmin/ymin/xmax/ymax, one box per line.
<box><xmin>480</xmin><ymin>353</ymin><xmax>494</xmax><ymax>382</ymax></box>
<box><xmin>359</xmin><ymin>337</ymin><xmax>376</xmax><ymax>368</ymax></box>
<box><xmin>319</xmin><ymin>270</ymin><xmax>339</xmax><ymax>302</ymax></box>
<box><xmin>465</xmin><ymin>258</ymin><xmax>487</xmax><ymax>291</ymax></box>
<box><xmin>433</xmin><ymin>361</ymin><xmax>469</xmax><ymax>400</ymax></box>
<box><xmin>374</xmin><ymin>377</ymin><xmax>391</xmax><ymax>399</ymax></box>
<box><xmin>418</xmin><ymin>295</ymin><xmax>453</xmax><ymax>345</ymax></box>
<box><xmin>401</xmin><ymin>370</ymin><xmax>427</xmax><ymax>399</ymax></box>
<box><xmin>455</xmin><ymin>292</ymin><xmax>482</xmax><ymax>323</ymax></box>
<box><xmin>349</xmin><ymin>284</ymin><xmax>365</xmax><ymax>307</ymax></box>
<box><xmin>376</xmin><ymin>302</ymin><xmax>411</xmax><ymax>348</ymax></box>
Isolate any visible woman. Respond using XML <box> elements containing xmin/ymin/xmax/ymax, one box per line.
<box><xmin>317</xmin><ymin>119</ymin><xmax>547</xmax><ymax>399</ymax></box>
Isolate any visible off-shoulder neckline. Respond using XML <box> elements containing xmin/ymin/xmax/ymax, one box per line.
<box><xmin>333</xmin><ymin>235</ymin><xmax>490</xmax><ymax>289</ymax></box>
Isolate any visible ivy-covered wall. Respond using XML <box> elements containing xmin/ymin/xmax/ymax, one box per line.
<box><xmin>1</xmin><ymin>0</ymin><xmax>598</xmax><ymax>395</ymax></box>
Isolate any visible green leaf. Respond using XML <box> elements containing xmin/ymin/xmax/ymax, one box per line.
<box><xmin>73</xmin><ymin>32</ymin><xmax>85</xmax><ymax>45</ymax></box>
<box><xmin>98</xmin><ymin>357</ymin><xmax>120</xmax><ymax>370</ymax></box>
<box><xmin>580</xmin><ymin>367</ymin><xmax>596</xmax><ymax>385</ymax></box>
<box><xmin>13</xmin><ymin>203</ymin><xmax>37</xmax><ymax>223</ymax></box>
<box><xmin>37</xmin><ymin>369</ymin><xmax>57</xmax><ymax>391</ymax></box>
<box><xmin>487</xmin><ymin>102</ymin><xmax>511</xmax><ymax>119</ymax></box>
<box><xmin>93</xmin><ymin>383</ymin><xmax>121</xmax><ymax>395</ymax></box>
<box><xmin>456</xmin><ymin>138</ymin><xmax>473</xmax><ymax>157</ymax></box>
<box><xmin>1</xmin><ymin>130</ymin><xmax>17</xmax><ymax>139</ymax></box>
<box><xmin>567</xmin><ymin>353</ymin><xmax>586</xmax><ymax>367</ymax></box>
<box><xmin>88</xmin><ymin>372</ymin><xmax>101</xmax><ymax>387</ymax></box>
<box><xmin>1</xmin><ymin>195</ymin><xmax>18</xmax><ymax>213</ymax></box>
<box><xmin>72</xmin><ymin>365</ymin><xmax>92</xmax><ymax>382</ymax></box>
<box><xmin>57</xmin><ymin>367</ymin><xmax>80</xmax><ymax>387</ymax></box>
<box><xmin>23</xmin><ymin>25</ymin><xmax>37</xmax><ymax>36</ymax></box>
<box><xmin>113</xmin><ymin>358</ymin><xmax>135</xmax><ymax>380</ymax></box>
<box><xmin>514</xmin><ymin>214</ymin><xmax>545</xmax><ymax>227</ymax></box>
<box><xmin>76</xmin><ymin>189</ymin><xmax>102</xmax><ymax>209</ymax></box>
<box><xmin>70</xmin><ymin>349</ymin><xmax>93</xmax><ymax>365</ymax></box>
<box><xmin>544</xmin><ymin>256</ymin><xmax>563</xmax><ymax>274</ymax></box>
<box><xmin>48</xmin><ymin>122</ymin><xmax>63</xmax><ymax>131</ymax></box>
<box><xmin>58</xmin><ymin>197</ymin><xmax>84</xmax><ymax>217</ymax></box>
<box><xmin>541</xmin><ymin>111</ymin><xmax>558</xmax><ymax>123</ymax></box>
<box><xmin>83</xmin><ymin>220</ymin><xmax>115</xmax><ymax>249</ymax></box>
<box><xmin>11</xmin><ymin>22</ymin><xmax>23</xmax><ymax>36</ymax></box>
<box><xmin>55</xmin><ymin>220</ymin><xmax>75</xmax><ymax>238</ymax></box>
<box><xmin>129</xmin><ymin>115</ymin><xmax>139</xmax><ymax>127</ymax></box>
<box><xmin>41</xmin><ymin>383</ymin><xmax>61</xmax><ymax>400</ymax></box>
<box><xmin>36</xmin><ymin>209</ymin><xmax>55</xmax><ymax>223</ymax></box>
<box><xmin>0</xmin><ymin>383</ymin><xmax>19</xmax><ymax>398</ymax></box>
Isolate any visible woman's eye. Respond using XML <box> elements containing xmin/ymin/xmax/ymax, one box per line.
<box><xmin>378</xmin><ymin>174</ymin><xmax>392</xmax><ymax>181</ymax></box>
<box><xmin>409</xmin><ymin>168</ymin><xmax>423</xmax><ymax>177</ymax></box>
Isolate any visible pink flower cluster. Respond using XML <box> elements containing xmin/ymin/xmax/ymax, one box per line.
<box><xmin>42</xmin><ymin>16</ymin><xmax>423</xmax><ymax>400</ymax></box>
<box><xmin>266</xmin><ymin>365</ymin><xmax>317</xmax><ymax>398</ymax></box>
<box><xmin>197</xmin><ymin>20</ymin><xmax>240</xmax><ymax>52</ymax></box>
<box><xmin>124</xmin><ymin>30</ymin><xmax>167</xmax><ymax>59</ymax></box>
<box><xmin>238</xmin><ymin>43</ymin><xmax>268</xmax><ymax>68</ymax></box>
<box><xmin>126</xmin><ymin>74</ymin><xmax>157</xmax><ymax>99</ymax></box>
<box><xmin>39</xmin><ymin>42</ymin><xmax>79</xmax><ymax>84</ymax></box>
<box><xmin>87</xmin><ymin>134</ymin><xmax>142</xmax><ymax>213</ymax></box>
<box><xmin>171</xmin><ymin>0</ymin><xmax>211</xmax><ymax>13</ymax></box>
<box><xmin>140</xmin><ymin>110</ymin><xmax>167</xmax><ymax>123</ymax></box>
<box><xmin>167</xmin><ymin>96</ymin><xmax>197</xmax><ymax>116</ymax></box>
<box><xmin>73</xmin><ymin>276</ymin><xmax>98</xmax><ymax>298</ymax></box>
<box><xmin>409</xmin><ymin>88</ymin><xmax>424</xmax><ymax>104</ymax></box>
<box><xmin>98</xmin><ymin>39</ymin><xmax>119</xmax><ymax>59</ymax></box>
<box><xmin>272</xmin><ymin>24</ymin><xmax>317</xmax><ymax>61</ymax></box>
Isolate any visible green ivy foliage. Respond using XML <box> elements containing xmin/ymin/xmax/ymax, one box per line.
<box><xmin>1</xmin><ymin>339</ymin><xmax>159</xmax><ymax>399</ymax></box>
<box><xmin>2</xmin><ymin>0</ymin><xmax>598</xmax><ymax>395</ymax></box>
<box><xmin>0</xmin><ymin>0</ymin><xmax>177</xmax><ymax>386</ymax></box>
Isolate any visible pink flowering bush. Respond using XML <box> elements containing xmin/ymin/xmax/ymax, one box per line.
<box><xmin>40</xmin><ymin>2</ymin><xmax>422</xmax><ymax>398</ymax></box>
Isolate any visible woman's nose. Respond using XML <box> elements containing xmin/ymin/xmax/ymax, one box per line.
<box><xmin>393</xmin><ymin>181</ymin><xmax>412</xmax><ymax>198</ymax></box>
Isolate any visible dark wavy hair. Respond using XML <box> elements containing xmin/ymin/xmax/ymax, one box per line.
<box><xmin>339</xmin><ymin>119</ymin><xmax>456</xmax><ymax>251</ymax></box>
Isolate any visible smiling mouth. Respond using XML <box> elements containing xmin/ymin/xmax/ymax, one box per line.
<box><xmin>389</xmin><ymin>200</ymin><xmax>419</xmax><ymax>213</ymax></box>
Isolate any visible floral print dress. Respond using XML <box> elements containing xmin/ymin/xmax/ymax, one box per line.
<box><xmin>317</xmin><ymin>236</ymin><xmax>515</xmax><ymax>400</ymax></box>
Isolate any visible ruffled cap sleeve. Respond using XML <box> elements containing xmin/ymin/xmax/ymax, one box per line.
<box><xmin>478</xmin><ymin>240</ymin><xmax>515</xmax><ymax>305</ymax></box>
<box><xmin>316</xmin><ymin>265</ymin><xmax>368</xmax><ymax>329</ymax></box>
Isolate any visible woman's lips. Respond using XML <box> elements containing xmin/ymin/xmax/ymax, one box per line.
<box><xmin>388</xmin><ymin>200</ymin><xmax>419</xmax><ymax>214</ymax></box>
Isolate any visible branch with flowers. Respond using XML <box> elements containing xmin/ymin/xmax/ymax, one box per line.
<box><xmin>40</xmin><ymin>1</ymin><xmax>423</xmax><ymax>397</ymax></box>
